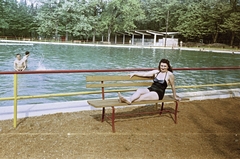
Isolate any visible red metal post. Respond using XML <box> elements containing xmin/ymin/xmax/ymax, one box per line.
<box><xmin>101</xmin><ymin>107</ymin><xmax>105</xmax><ymax>122</ymax></box>
<box><xmin>101</xmin><ymin>81</ymin><xmax>105</xmax><ymax>100</ymax></box>
<box><xmin>174</xmin><ymin>101</ymin><xmax>178</xmax><ymax>124</ymax></box>
<box><xmin>160</xmin><ymin>102</ymin><xmax>164</xmax><ymax>115</ymax></box>
<box><xmin>112</xmin><ymin>106</ymin><xmax>115</xmax><ymax>133</ymax></box>
<box><xmin>101</xmin><ymin>81</ymin><xmax>105</xmax><ymax>122</ymax></box>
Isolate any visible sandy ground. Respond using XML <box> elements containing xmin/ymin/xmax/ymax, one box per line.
<box><xmin>0</xmin><ymin>97</ymin><xmax>239</xmax><ymax>159</ymax></box>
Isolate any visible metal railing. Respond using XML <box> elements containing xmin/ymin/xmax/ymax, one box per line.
<box><xmin>0</xmin><ymin>67</ymin><xmax>240</xmax><ymax>127</ymax></box>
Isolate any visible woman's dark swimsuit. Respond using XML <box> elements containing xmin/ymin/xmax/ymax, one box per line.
<box><xmin>148</xmin><ymin>72</ymin><xmax>168</xmax><ymax>100</ymax></box>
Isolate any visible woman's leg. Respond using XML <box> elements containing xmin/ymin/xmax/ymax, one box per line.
<box><xmin>118</xmin><ymin>88</ymin><xmax>150</xmax><ymax>104</ymax></box>
<box><xmin>134</xmin><ymin>92</ymin><xmax>159</xmax><ymax>102</ymax></box>
<box><xmin>130</xmin><ymin>88</ymin><xmax>150</xmax><ymax>102</ymax></box>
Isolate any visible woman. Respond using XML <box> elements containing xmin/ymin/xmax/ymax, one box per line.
<box><xmin>118</xmin><ymin>59</ymin><xmax>180</xmax><ymax>104</ymax></box>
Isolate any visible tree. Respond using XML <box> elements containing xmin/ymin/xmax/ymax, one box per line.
<box><xmin>100</xmin><ymin>0</ymin><xmax>145</xmax><ymax>42</ymax></box>
<box><xmin>201</xmin><ymin>1</ymin><xmax>230</xmax><ymax>43</ymax></box>
<box><xmin>0</xmin><ymin>0</ymin><xmax>239</xmax><ymax>45</ymax></box>
<box><xmin>222</xmin><ymin>12</ymin><xmax>240</xmax><ymax>46</ymax></box>
<box><xmin>175</xmin><ymin>0</ymin><xmax>230</xmax><ymax>43</ymax></box>
<box><xmin>0</xmin><ymin>0</ymin><xmax>10</xmax><ymax>35</ymax></box>
<box><xmin>87</xmin><ymin>0</ymin><xmax>106</xmax><ymax>42</ymax></box>
<box><xmin>140</xmin><ymin>0</ymin><xmax>183</xmax><ymax>31</ymax></box>
<box><xmin>0</xmin><ymin>0</ymin><xmax>35</xmax><ymax>37</ymax></box>
<box><xmin>69</xmin><ymin>0</ymin><xmax>96</xmax><ymax>41</ymax></box>
<box><xmin>174</xmin><ymin>3</ymin><xmax>203</xmax><ymax>41</ymax></box>
<box><xmin>36</xmin><ymin>0</ymin><xmax>63</xmax><ymax>39</ymax></box>
<box><xmin>36</xmin><ymin>0</ymin><xmax>97</xmax><ymax>41</ymax></box>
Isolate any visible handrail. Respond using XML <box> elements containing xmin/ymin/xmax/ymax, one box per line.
<box><xmin>0</xmin><ymin>67</ymin><xmax>239</xmax><ymax>128</ymax></box>
<box><xmin>0</xmin><ymin>66</ymin><xmax>240</xmax><ymax>75</ymax></box>
<box><xmin>0</xmin><ymin>82</ymin><xmax>240</xmax><ymax>101</ymax></box>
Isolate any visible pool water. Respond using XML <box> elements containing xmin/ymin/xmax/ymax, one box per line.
<box><xmin>0</xmin><ymin>44</ymin><xmax>239</xmax><ymax>106</ymax></box>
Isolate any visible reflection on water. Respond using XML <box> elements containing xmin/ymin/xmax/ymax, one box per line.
<box><xmin>0</xmin><ymin>44</ymin><xmax>239</xmax><ymax>106</ymax></box>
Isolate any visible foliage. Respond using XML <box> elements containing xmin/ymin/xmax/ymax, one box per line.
<box><xmin>0</xmin><ymin>0</ymin><xmax>239</xmax><ymax>45</ymax></box>
<box><xmin>99</xmin><ymin>0</ymin><xmax>145</xmax><ymax>41</ymax></box>
<box><xmin>0</xmin><ymin>0</ymin><xmax>34</xmax><ymax>37</ymax></box>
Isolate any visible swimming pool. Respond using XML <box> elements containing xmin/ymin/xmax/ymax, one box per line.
<box><xmin>0</xmin><ymin>44</ymin><xmax>239</xmax><ymax>106</ymax></box>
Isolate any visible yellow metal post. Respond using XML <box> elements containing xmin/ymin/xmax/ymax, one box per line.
<box><xmin>13</xmin><ymin>74</ymin><xmax>18</xmax><ymax>128</ymax></box>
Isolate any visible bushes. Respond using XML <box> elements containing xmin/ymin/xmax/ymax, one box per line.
<box><xmin>183</xmin><ymin>42</ymin><xmax>230</xmax><ymax>48</ymax></box>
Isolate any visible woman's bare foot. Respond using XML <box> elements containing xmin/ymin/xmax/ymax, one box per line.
<box><xmin>118</xmin><ymin>92</ymin><xmax>131</xmax><ymax>105</ymax></box>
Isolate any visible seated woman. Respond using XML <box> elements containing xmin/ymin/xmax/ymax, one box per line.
<box><xmin>118</xmin><ymin>59</ymin><xmax>180</xmax><ymax>104</ymax></box>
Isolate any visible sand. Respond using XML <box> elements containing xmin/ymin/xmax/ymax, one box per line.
<box><xmin>0</xmin><ymin>97</ymin><xmax>239</xmax><ymax>159</ymax></box>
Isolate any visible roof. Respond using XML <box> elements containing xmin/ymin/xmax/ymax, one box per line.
<box><xmin>116</xmin><ymin>30</ymin><xmax>179</xmax><ymax>36</ymax></box>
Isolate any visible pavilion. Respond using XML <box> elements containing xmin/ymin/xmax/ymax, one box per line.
<box><xmin>115</xmin><ymin>30</ymin><xmax>179</xmax><ymax>46</ymax></box>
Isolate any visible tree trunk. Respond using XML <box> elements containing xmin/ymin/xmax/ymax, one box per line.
<box><xmin>86</xmin><ymin>34</ymin><xmax>89</xmax><ymax>42</ymax></box>
<box><xmin>230</xmin><ymin>31</ymin><xmax>235</xmax><ymax>47</ymax></box>
<box><xmin>65</xmin><ymin>31</ymin><xmax>68</xmax><ymax>41</ymax></box>
<box><xmin>230</xmin><ymin>0</ymin><xmax>237</xmax><ymax>11</ymax></box>
<box><xmin>107</xmin><ymin>27</ymin><xmax>111</xmax><ymax>42</ymax></box>
<box><xmin>213</xmin><ymin>32</ymin><xmax>218</xmax><ymax>43</ymax></box>
<box><xmin>55</xmin><ymin>25</ymin><xmax>58</xmax><ymax>41</ymax></box>
<box><xmin>92</xmin><ymin>29</ymin><xmax>96</xmax><ymax>43</ymax></box>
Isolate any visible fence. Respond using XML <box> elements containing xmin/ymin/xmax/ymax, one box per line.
<box><xmin>0</xmin><ymin>67</ymin><xmax>240</xmax><ymax>128</ymax></box>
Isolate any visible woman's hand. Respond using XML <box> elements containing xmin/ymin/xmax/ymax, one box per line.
<box><xmin>174</xmin><ymin>96</ymin><xmax>181</xmax><ymax>101</ymax></box>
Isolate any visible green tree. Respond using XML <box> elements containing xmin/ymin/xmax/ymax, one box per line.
<box><xmin>36</xmin><ymin>0</ymin><xmax>62</xmax><ymax>39</ymax></box>
<box><xmin>37</xmin><ymin>0</ymin><xmax>97</xmax><ymax>41</ymax></box>
<box><xmin>0</xmin><ymin>0</ymin><xmax>239</xmax><ymax>45</ymax></box>
<box><xmin>69</xmin><ymin>0</ymin><xmax>96</xmax><ymax>41</ymax></box>
<box><xmin>87</xmin><ymin>0</ymin><xmax>106</xmax><ymax>42</ymax></box>
<box><xmin>0</xmin><ymin>0</ymin><xmax>34</xmax><ymax>38</ymax></box>
<box><xmin>175</xmin><ymin>0</ymin><xmax>230</xmax><ymax>43</ymax></box>
<box><xmin>100</xmin><ymin>0</ymin><xmax>145</xmax><ymax>42</ymax></box>
<box><xmin>141</xmin><ymin>0</ymin><xmax>182</xmax><ymax>31</ymax></box>
<box><xmin>0</xmin><ymin>0</ymin><xmax>10</xmax><ymax>35</ymax></box>
<box><xmin>222</xmin><ymin>12</ymin><xmax>240</xmax><ymax>46</ymax></box>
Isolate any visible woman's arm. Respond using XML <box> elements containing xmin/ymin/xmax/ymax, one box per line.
<box><xmin>169</xmin><ymin>73</ymin><xmax>181</xmax><ymax>101</ymax></box>
<box><xmin>22</xmin><ymin>62</ymin><xmax>26</xmax><ymax>71</ymax></box>
<box><xmin>130</xmin><ymin>70</ymin><xmax>159</xmax><ymax>78</ymax></box>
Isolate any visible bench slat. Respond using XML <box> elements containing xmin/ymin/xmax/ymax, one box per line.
<box><xmin>86</xmin><ymin>75</ymin><xmax>153</xmax><ymax>82</ymax></box>
<box><xmin>86</xmin><ymin>82</ymin><xmax>153</xmax><ymax>88</ymax></box>
<box><xmin>88</xmin><ymin>95</ymin><xmax>189</xmax><ymax>108</ymax></box>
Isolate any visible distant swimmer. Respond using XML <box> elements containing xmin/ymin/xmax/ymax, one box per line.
<box><xmin>22</xmin><ymin>51</ymin><xmax>30</xmax><ymax>68</ymax></box>
<box><xmin>14</xmin><ymin>54</ymin><xmax>26</xmax><ymax>71</ymax></box>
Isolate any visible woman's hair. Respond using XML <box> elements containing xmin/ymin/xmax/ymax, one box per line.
<box><xmin>158</xmin><ymin>59</ymin><xmax>173</xmax><ymax>72</ymax></box>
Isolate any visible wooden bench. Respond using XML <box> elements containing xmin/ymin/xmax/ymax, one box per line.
<box><xmin>86</xmin><ymin>75</ymin><xmax>188</xmax><ymax>132</ymax></box>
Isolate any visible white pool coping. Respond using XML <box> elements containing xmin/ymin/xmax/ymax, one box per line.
<box><xmin>0</xmin><ymin>88</ymin><xmax>239</xmax><ymax>121</ymax></box>
<box><xmin>1</xmin><ymin>40</ymin><xmax>240</xmax><ymax>54</ymax></box>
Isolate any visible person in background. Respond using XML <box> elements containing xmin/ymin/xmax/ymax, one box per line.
<box><xmin>118</xmin><ymin>59</ymin><xmax>180</xmax><ymax>105</ymax></box>
<box><xmin>22</xmin><ymin>51</ymin><xmax>30</xmax><ymax>68</ymax></box>
<box><xmin>14</xmin><ymin>54</ymin><xmax>26</xmax><ymax>71</ymax></box>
